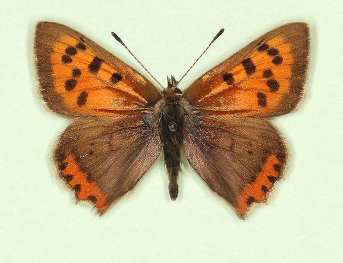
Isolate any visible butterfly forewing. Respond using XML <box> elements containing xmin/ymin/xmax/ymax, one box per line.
<box><xmin>35</xmin><ymin>22</ymin><xmax>161</xmax><ymax>117</ymax></box>
<box><xmin>183</xmin><ymin>23</ymin><xmax>309</xmax><ymax>117</ymax></box>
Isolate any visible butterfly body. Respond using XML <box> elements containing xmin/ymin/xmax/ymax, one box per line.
<box><xmin>156</xmin><ymin>76</ymin><xmax>189</xmax><ymax>200</ymax></box>
<box><xmin>35</xmin><ymin>22</ymin><xmax>309</xmax><ymax>218</ymax></box>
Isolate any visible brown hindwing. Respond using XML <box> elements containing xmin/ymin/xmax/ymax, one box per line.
<box><xmin>183</xmin><ymin>116</ymin><xmax>286</xmax><ymax>218</ymax></box>
<box><xmin>54</xmin><ymin>115</ymin><xmax>162</xmax><ymax>213</ymax></box>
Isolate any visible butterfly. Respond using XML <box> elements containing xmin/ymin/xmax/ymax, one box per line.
<box><xmin>34</xmin><ymin>22</ymin><xmax>309</xmax><ymax>218</ymax></box>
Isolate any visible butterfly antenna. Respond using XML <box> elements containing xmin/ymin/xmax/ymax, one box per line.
<box><xmin>178</xmin><ymin>28</ymin><xmax>224</xmax><ymax>84</ymax></box>
<box><xmin>111</xmin><ymin>32</ymin><xmax>164</xmax><ymax>88</ymax></box>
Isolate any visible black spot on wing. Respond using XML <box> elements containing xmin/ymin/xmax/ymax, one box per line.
<box><xmin>61</xmin><ymin>55</ymin><xmax>72</xmax><ymax>64</ymax></box>
<box><xmin>77</xmin><ymin>91</ymin><xmax>88</xmax><ymax>107</ymax></box>
<box><xmin>242</xmin><ymin>58</ymin><xmax>256</xmax><ymax>75</ymax></box>
<box><xmin>76</xmin><ymin>42</ymin><xmax>86</xmax><ymax>50</ymax></box>
<box><xmin>257</xmin><ymin>92</ymin><xmax>267</xmax><ymax>107</ymax></box>
<box><xmin>88</xmin><ymin>57</ymin><xmax>103</xmax><ymax>73</ymax></box>
<box><xmin>223</xmin><ymin>73</ymin><xmax>235</xmax><ymax>85</ymax></box>
<box><xmin>72</xmin><ymin>68</ymin><xmax>81</xmax><ymax>77</ymax></box>
<box><xmin>266</xmin><ymin>79</ymin><xmax>279</xmax><ymax>92</ymax></box>
<box><xmin>64</xmin><ymin>79</ymin><xmax>77</xmax><ymax>91</ymax></box>
<box><xmin>110</xmin><ymin>73</ymin><xmax>122</xmax><ymax>84</ymax></box>
<box><xmin>65</xmin><ymin>46</ymin><xmax>77</xmax><ymax>56</ymax></box>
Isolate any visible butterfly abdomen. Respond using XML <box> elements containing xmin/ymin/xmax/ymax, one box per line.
<box><xmin>159</xmin><ymin>101</ymin><xmax>185</xmax><ymax>200</ymax></box>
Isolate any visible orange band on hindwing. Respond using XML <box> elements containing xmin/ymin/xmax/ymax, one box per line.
<box><xmin>56</xmin><ymin>151</ymin><xmax>108</xmax><ymax>212</ymax></box>
<box><xmin>236</xmin><ymin>153</ymin><xmax>285</xmax><ymax>217</ymax></box>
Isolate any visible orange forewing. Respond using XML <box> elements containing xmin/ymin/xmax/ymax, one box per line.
<box><xmin>183</xmin><ymin>23</ymin><xmax>309</xmax><ymax>117</ymax></box>
<box><xmin>35</xmin><ymin>22</ymin><xmax>161</xmax><ymax>117</ymax></box>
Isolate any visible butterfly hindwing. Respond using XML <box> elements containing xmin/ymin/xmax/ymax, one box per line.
<box><xmin>183</xmin><ymin>116</ymin><xmax>286</xmax><ymax>218</ymax></box>
<box><xmin>54</xmin><ymin>115</ymin><xmax>162</xmax><ymax>213</ymax></box>
<box><xmin>183</xmin><ymin>23</ymin><xmax>309</xmax><ymax>117</ymax></box>
<box><xmin>35</xmin><ymin>22</ymin><xmax>162</xmax><ymax>117</ymax></box>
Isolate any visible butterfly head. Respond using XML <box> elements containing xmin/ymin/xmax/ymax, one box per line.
<box><xmin>162</xmin><ymin>75</ymin><xmax>182</xmax><ymax>104</ymax></box>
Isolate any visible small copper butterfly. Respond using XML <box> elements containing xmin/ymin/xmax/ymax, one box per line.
<box><xmin>34</xmin><ymin>22</ymin><xmax>309</xmax><ymax>218</ymax></box>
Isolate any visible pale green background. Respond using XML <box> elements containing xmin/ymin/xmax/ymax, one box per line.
<box><xmin>1</xmin><ymin>0</ymin><xmax>342</xmax><ymax>262</ymax></box>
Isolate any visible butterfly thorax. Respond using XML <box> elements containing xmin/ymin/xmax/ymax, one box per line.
<box><xmin>157</xmin><ymin>76</ymin><xmax>187</xmax><ymax>200</ymax></box>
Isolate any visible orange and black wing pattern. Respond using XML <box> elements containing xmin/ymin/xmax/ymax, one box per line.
<box><xmin>183</xmin><ymin>23</ymin><xmax>309</xmax><ymax>117</ymax></box>
<box><xmin>35</xmin><ymin>22</ymin><xmax>161</xmax><ymax>117</ymax></box>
